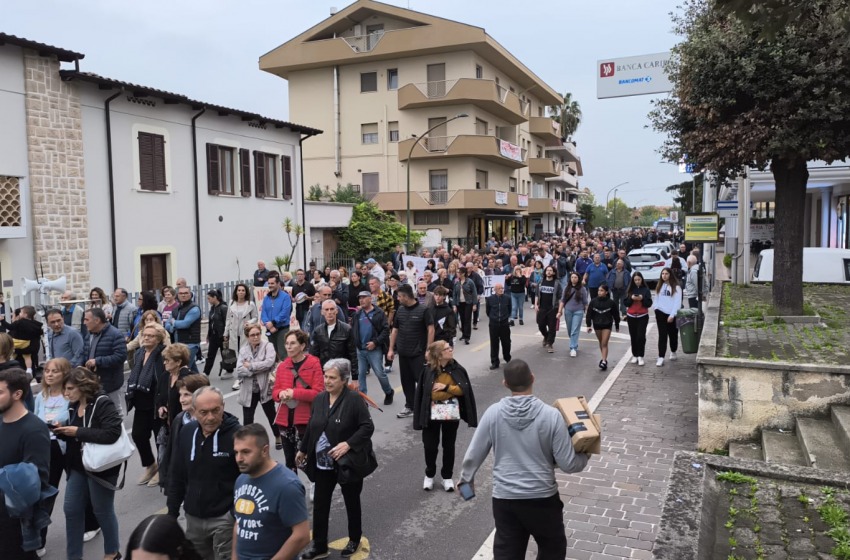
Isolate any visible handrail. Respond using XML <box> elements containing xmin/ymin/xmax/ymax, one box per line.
<box><xmin>341</xmin><ymin>30</ymin><xmax>385</xmax><ymax>53</ymax></box>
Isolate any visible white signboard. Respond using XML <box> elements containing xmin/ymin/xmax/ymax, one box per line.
<box><xmin>495</xmin><ymin>191</ymin><xmax>508</xmax><ymax>205</ymax></box>
<box><xmin>597</xmin><ymin>52</ymin><xmax>673</xmax><ymax>99</ymax></box>
<box><xmin>482</xmin><ymin>274</ymin><xmax>506</xmax><ymax>298</ymax></box>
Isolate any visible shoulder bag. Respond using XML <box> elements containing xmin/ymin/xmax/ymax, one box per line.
<box><xmin>82</xmin><ymin>396</ymin><xmax>136</xmax><ymax>473</ymax></box>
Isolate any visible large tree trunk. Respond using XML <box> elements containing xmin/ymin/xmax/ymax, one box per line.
<box><xmin>770</xmin><ymin>158</ymin><xmax>809</xmax><ymax>316</ymax></box>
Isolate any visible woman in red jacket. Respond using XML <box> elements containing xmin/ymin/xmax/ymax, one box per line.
<box><xmin>273</xmin><ymin>329</ymin><xmax>323</xmax><ymax>473</ymax></box>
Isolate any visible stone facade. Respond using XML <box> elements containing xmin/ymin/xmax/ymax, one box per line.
<box><xmin>23</xmin><ymin>53</ymin><xmax>89</xmax><ymax>290</ymax></box>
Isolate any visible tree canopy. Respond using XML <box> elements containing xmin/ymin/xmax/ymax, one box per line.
<box><xmin>665</xmin><ymin>175</ymin><xmax>704</xmax><ymax>214</ymax></box>
<box><xmin>650</xmin><ymin>0</ymin><xmax>850</xmax><ymax>314</ymax></box>
<box><xmin>549</xmin><ymin>92</ymin><xmax>582</xmax><ymax>140</ymax></box>
<box><xmin>337</xmin><ymin>202</ymin><xmax>423</xmax><ymax>260</ymax></box>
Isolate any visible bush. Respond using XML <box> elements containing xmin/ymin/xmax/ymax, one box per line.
<box><xmin>723</xmin><ymin>254</ymin><xmax>732</xmax><ymax>268</ymax></box>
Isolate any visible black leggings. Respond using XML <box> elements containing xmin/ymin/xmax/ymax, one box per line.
<box><xmin>312</xmin><ymin>468</ymin><xmax>363</xmax><ymax>547</ymax></box>
<box><xmin>131</xmin><ymin>409</ymin><xmax>160</xmax><ymax>468</ymax></box>
<box><xmin>242</xmin><ymin>392</ymin><xmax>281</xmax><ymax>438</ymax></box>
<box><xmin>655</xmin><ymin>309</ymin><xmax>679</xmax><ymax>357</ymax></box>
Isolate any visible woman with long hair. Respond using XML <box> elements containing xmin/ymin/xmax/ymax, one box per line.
<box><xmin>235</xmin><ymin>323</ymin><xmax>282</xmax><ymax>448</ymax></box>
<box><xmin>127</xmin><ymin>324</ymin><xmax>168</xmax><ymax>485</ymax></box>
<box><xmin>585</xmin><ymin>284</ymin><xmax>620</xmax><ymax>370</ymax></box>
<box><xmin>338</xmin><ymin>265</ymin><xmax>351</xmax><ymax>285</ymax></box>
<box><xmin>347</xmin><ymin>271</ymin><xmax>365</xmax><ymax>310</ymax></box>
<box><xmin>54</xmin><ymin>367</ymin><xmax>123</xmax><ymax>560</ymax></box>
<box><xmin>203</xmin><ymin>289</ymin><xmax>228</xmax><ymax>377</ymax></box>
<box><xmin>556</xmin><ymin>272</ymin><xmax>588</xmax><ymax>357</ymax></box>
<box><xmin>224</xmin><ymin>283</ymin><xmax>258</xmax><ymax>390</ymax></box>
<box><xmin>413</xmin><ymin>341</ymin><xmax>477</xmax><ymax>492</ymax></box>
<box><xmin>127</xmin><ymin>310</ymin><xmax>169</xmax><ymax>354</ymax></box>
<box><xmin>528</xmin><ymin>260</ymin><xmax>544</xmax><ymax>306</ymax></box>
<box><xmin>623</xmin><ymin>271</ymin><xmax>653</xmax><ymax>366</ymax></box>
<box><xmin>125</xmin><ymin>514</ymin><xmax>202</xmax><ymax>560</ymax></box>
<box><xmin>88</xmin><ymin>287</ymin><xmax>113</xmax><ymax>321</ymax></box>
<box><xmin>654</xmin><ymin>267</ymin><xmax>683</xmax><ymax>366</ymax></box>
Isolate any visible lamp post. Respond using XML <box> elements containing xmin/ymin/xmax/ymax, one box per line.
<box><xmin>605</xmin><ymin>181</ymin><xmax>629</xmax><ymax>229</ymax></box>
<box><xmin>406</xmin><ymin>113</ymin><xmax>469</xmax><ymax>251</ymax></box>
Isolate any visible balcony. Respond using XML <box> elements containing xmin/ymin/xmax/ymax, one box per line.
<box><xmin>398</xmin><ymin>135</ymin><xmax>526</xmax><ymax>169</ymax></box>
<box><xmin>528</xmin><ymin>117</ymin><xmax>561</xmax><ymax>143</ymax></box>
<box><xmin>0</xmin><ymin>176</ymin><xmax>25</xmax><ymax>239</ymax></box>
<box><xmin>372</xmin><ymin>188</ymin><xmax>526</xmax><ymax>212</ymax></box>
<box><xmin>527</xmin><ymin>157</ymin><xmax>560</xmax><ymax>178</ymax></box>
<box><xmin>341</xmin><ymin>31</ymin><xmax>384</xmax><ymax>53</ymax></box>
<box><xmin>546</xmin><ymin>169</ymin><xmax>578</xmax><ymax>188</ymax></box>
<box><xmin>398</xmin><ymin>78</ymin><xmax>529</xmax><ymax>125</ymax></box>
<box><xmin>559</xmin><ymin>201</ymin><xmax>578</xmax><ymax>214</ymax></box>
<box><xmin>526</xmin><ymin>197</ymin><xmax>558</xmax><ymax>214</ymax></box>
<box><xmin>544</xmin><ymin>140</ymin><xmax>580</xmax><ymax>164</ymax></box>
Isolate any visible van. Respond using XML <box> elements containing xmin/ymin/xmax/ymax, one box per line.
<box><xmin>752</xmin><ymin>248</ymin><xmax>850</xmax><ymax>283</ymax></box>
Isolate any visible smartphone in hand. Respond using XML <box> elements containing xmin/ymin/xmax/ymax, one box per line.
<box><xmin>457</xmin><ymin>481</ymin><xmax>475</xmax><ymax>501</ymax></box>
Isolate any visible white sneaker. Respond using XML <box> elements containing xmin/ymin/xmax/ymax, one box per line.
<box><xmin>630</xmin><ymin>356</ymin><xmax>638</xmax><ymax>364</ymax></box>
<box><xmin>570</xmin><ymin>349</ymin><xmax>577</xmax><ymax>357</ymax></box>
<box><xmin>36</xmin><ymin>548</ymin><xmax>46</xmax><ymax>558</ymax></box>
<box><xmin>637</xmin><ymin>357</ymin><xmax>645</xmax><ymax>366</ymax></box>
<box><xmin>669</xmin><ymin>352</ymin><xmax>677</xmax><ymax>361</ymax></box>
<box><xmin>423</xmin><ymin>476</ymin><xmax>434</xmax><ymax>491</ymax></box>
<box><xmin>231</xmin><ymin>379</ymin><xmax>241</xmax><ymax>391</ymax></box>
<box><xmin>83</xmin><ymin>528</ymin><xmax>101</xmax><ymax>542</ymax></box>
<box><xmin>309</xmin><ymin>482</ymin><xmax>315</xmax><ymax>503</ymax></box>
<box><xmin>442</xmin><ymin>479</ymin><xmax>455</xmax><ymax>492</ymax></box>
<box><xmin>656</xmin><ymin>357</ymin><xmax>664</xmax><ymax>366</ymax></box>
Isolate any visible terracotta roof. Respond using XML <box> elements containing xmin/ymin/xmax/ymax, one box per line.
<box><xmin>0</xmin><ymin>33</ymin><xmax>84</xmax><ymax>62</ymax></box>
<box><xmin>59</xmin><ymin>70</ymin><xmax>322</xmax><ymax>136</ymax></box>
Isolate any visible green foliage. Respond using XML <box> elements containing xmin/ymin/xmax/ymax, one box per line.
<box><xmin>548</xmin><ymin>92</ymin><xmax>582</xmax><ymax>140</ymax></box>
<box><xmin>723</xmin><ymin>254</ymin><xmax>732</xmax><ymax>268</ymax></box>
<box><xmin>717</xmin><ymin>471</ymin><xmax>758</xmax><ymax>485</ymax></box>
<box><xmin>307</xmin><ymin>184</ymin><xmax>324</xmax><ymax>201</ymax></box>
<box><xmin>337</xmin><ymin>202</ymin><xmax>423</xmax><ymax>260</ymax></box>
<box><xmin>666</xmin><ymin>175</ymin><xmax>704</xmax><ymax>213</ymax></box>
<box><xmin>578</xmin><ymin>203</ymin><xmax>595</xmax><ymax>230</ymax></box>
<box><xmin>272</xmin><ymin>256</ymin><xmax>290</xmax><ymax>273</ymax></box>
<box><xmin>329</xmin><ymin>183</ymin><xmax>364</xmax><ymax>204</ymax></box>
<box><xmin>818</xmin><ymin>501</ymin><xmax>849</xmax><ymax>527</ymax></box>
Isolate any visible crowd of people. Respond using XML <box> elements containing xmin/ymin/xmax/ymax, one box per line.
<box><xmin>0</xmin><ymin>226</ymin><xmax>706</xmax><ymax>560</ymax></box>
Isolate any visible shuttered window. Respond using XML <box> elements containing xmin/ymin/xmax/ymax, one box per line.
<box><xmin>240</xmin><ymin>149</ymin><xmax>251</xmax><ymax>197</ymax></box>
<box><xmin>206</xmin><ymin>144</ymin><xmax>235</xmax><ymax>195</ymax></box>
<box><xmin>254</xmin><ymin>152</ymin><xmax>278</xmax><ymax>198</ymax></box>
<box><xmin>282</xmin><ymin>156</ymin><xmax>292</xmax><ymax>200</ymax></box>
<box><xmin>138</xmin><ymin>132</ymin><xmax>166</xmax><ymax>191</ymax></box>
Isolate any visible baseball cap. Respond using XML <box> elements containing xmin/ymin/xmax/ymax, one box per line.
<box><xmin>358</xmin><ymin>291</ymin><xmax>371</xmax><ymax>298</ymax></box>
<box><xmin>365</xmin><ymin>258</ymin><xmax>377</xmax><ymax>264</ymax></box>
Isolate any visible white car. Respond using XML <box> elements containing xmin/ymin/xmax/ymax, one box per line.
<box><xmin>628</xmin><ymin>250</ymin><xmax>667</xmax><ymax>286</ymax></box>
<box><xmin>753</xmin><ymin>248</ymin><xmax>850</xmax><ymax>283</ymax></box>
<box><xmin>642</xmin><ymin>242</ymin><xmax>674</xmax><ymax>259</ymax></box>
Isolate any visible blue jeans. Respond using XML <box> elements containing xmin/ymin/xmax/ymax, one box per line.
<box><xmin>64</xmin><ymin>469</ymin><xmax>120</xmax><ymax>560</ymax></box>
<box><xmin>563</xmin><ymin>309</ymin><xmax>584</xmax><ymax>351</ymax></box>
<box><xmin>510</xmin><ymin>292</ymin><xmax>525</xmax><ymax>320</ymax></box>
<box><xmin>357</xmin><ymin>347</ymin><xmax>393</xmax><ymax>395</ymax></box>
<box><xmin>187</xmin><ymin>343</ymin><xmax>200</xmax><ymax>372</ymax></box>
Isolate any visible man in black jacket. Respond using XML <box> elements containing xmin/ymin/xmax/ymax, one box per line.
<box><xmin>167</xmin><ymin>387</ymin><xmax>240</xmax><ymax>560</ymax></box>
<box><xmin>83</xmin><ymin>308</ymin><xmax>128</xmax><ymax>417</ymax></box>
<box><xmin>387</xmin><ymin>284</ymin><xmax>435</xmax><ymax>419</ymax></box>
<box><xmin>310</xmin><ymin>300</ymin><xmax>358</xmax><ymax>374</ymax></box>
<box><xmin>351</xmin><ymin>291</ymin><xmax>392</xmax><ymax>403</ymax></box>
<box><xmin>486</xmin><ymin>283</ymin><xmax>512</xmax><ymax>370</ymax></box>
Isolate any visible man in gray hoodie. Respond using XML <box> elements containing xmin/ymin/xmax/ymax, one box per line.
<box><xmin>459</xmin><ymin>359</ymin><xmax>589</xmax><ymax>560</ymax></box>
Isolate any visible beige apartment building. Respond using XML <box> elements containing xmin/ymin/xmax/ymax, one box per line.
<box><xmin>261</xmin><ymin>0</ymin><xmax>582</xmax><ymax>248</ymax></box>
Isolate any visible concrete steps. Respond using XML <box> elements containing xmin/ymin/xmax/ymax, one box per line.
<box><xmin>729</xmin><ymin>405</ymin><xmax>850</xmax><ymax>474</ymax></box>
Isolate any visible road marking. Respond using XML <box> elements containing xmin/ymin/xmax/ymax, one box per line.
<box><xmin>329</xmin><ymin>536</ymin><xmax>371</xmax><ymax>558</ymax></box>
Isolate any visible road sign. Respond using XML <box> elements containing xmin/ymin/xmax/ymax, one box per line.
<box><xmin>670</xmin><ymin>211</ymin><xmax>679</xmax><ymax>222</ymax></box>
<box><xmin>717</xmin><ymin>200</ymin><xmax>739</xmax><ymax>218</ymax></box>
<box><xmin>684</xmin><ymin>213</ymin><xmax>719</xmax><ymax>243</ymax></box>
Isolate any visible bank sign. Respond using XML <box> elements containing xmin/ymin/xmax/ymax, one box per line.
<box><xmin>597</xmin><ymin>52</ymin><xmax>673</xmax><ymax>99</ymax></box>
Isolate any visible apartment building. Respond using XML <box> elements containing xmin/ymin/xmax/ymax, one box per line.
<box><xmin>260</xmin><ymin>0</ymin><xmax>582</xmax><ymax>248</ymax></box>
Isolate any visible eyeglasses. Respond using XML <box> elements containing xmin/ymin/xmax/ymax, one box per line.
<box><xmin>248</xmin><ymin>332</ymin><xmax>262</xmax><ymax>337</ymax></box>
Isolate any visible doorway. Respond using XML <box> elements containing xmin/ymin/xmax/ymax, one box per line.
<box><xmin>140</xmin><ymin>254</ymin><xmax>168</xmax><ymax>292</ymax></box>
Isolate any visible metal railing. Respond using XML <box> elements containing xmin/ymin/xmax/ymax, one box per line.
<box><xmin>342</xmin><ymin>31</ymin><xmax>385</xmax><ymax>53</ymax></box>
<box><xmin>422</xmin><ymin>135</ymin><xmax>452</xmax><ymax>152</ymax></box>
<box><xmin>427</xmin><ymin>189</ymin><xmax>449</xmax><ymax>205</ymax></box>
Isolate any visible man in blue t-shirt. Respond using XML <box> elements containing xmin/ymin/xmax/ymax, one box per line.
<box><xmin>582</xmin><ymin>253</ymin><xmax>609</xmax><ymax>300</ymax></box>
<box><xmin>232</xmin><ymin>424</ymin><xmax>309</xmax><ymax>560</ymax></box>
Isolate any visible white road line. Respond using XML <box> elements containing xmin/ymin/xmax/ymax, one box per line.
<box><xmin>470</xmin><ymin>323</ymin><xmax>654</xmax><ymax>560</ymax></box>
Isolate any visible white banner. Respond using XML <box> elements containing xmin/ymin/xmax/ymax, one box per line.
<box><xmin>400</xmin><ymin>255</ymin><xmax>430</xmax><ymax>285</ymax></box>
<box><xmin>495</xmin><ymin>191</ymin><xmax>508</xmax><ymax>205</ymax></box>
<box><xmin>482</xmin><ymin>274</ymin><xmax>506</xmax><ymax>298</ymax></box>
<box><xmin>499</xmin><ymin>140</ymin><xmax>522</xmax><ymax>162</ymax></box>
<box><xmin>518</xmin><ymin>194</ymin><xmax>528</xmax><ymax>208</ymax></box>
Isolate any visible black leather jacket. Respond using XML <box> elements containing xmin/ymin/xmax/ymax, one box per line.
<box><xmin>310</xmin><ymin>321</ymin><xmax>359</xmax><ymax>377</ymax></box>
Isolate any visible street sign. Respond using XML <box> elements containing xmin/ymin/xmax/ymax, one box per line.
<box><xmin>670</xmin><ymin>211</ymin><xmax>679</xmax><ymax>222</ymax></box>
<box><xmin>597</xmin><ymin>52</ymin><xmax>673</xmax><ymax>99</ymax></box>
<box><xmin>716</xmin><ymin>200</ymin><xmax>739</xmax><ymax>218</ymax></box>
<box><xmin>684</xmin><ymin>213</ymin><xmax>719</xmax><ymax>243</ymax></box>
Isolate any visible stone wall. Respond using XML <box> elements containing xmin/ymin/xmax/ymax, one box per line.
<box><xmin>23</xmin><ymin>53</ymin><xmax>89</xmax><ymax>291</ymax></box>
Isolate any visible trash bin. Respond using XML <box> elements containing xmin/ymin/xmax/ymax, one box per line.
<box><xmin>677</xmin><ymin>308</ymin><xmax>700</xmax><ymax>354</ymax></box>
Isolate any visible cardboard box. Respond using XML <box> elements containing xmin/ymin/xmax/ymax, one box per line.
<box><xmin>553</xmin><ymin>396</ymin><xmax>602</xmax><ymax>454</ymax></box>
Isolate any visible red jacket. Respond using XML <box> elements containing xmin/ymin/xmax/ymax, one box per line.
<box><xmin>272</xmin><ymin>354</ymin><xmax>323</xmax><ymax>427</ymax></box>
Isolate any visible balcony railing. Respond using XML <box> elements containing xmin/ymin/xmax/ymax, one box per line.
<box><xmin>398</xmin><ymin>79</ymin><xmax>529</xmax><ymax>124</ymax></box>
<box><xmin>399</xmin><ymin>135</ymin><xmax>526</xmax><ymax>168</ymax></box>
<box><xmin>427</xmin><ymin>189</ymin><xmax>449</xmax><ymax>204</ymax></box>
<box><xmin>342</xmin><ymin>31</ymin><xmax>385</xmax><ymax>53</ymax></box>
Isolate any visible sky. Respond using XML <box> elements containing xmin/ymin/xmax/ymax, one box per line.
<box><xmin>5</xmin><ymin>0</ymin><xmax>690</xmax><ymax>207</ymax></box>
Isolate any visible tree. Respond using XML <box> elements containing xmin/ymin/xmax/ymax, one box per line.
<box><xmin>549</xmin><ymin>92</ymin><xmax>582</xmax><ymax>140</ymax></box>
<box><xmin>649</xmin><ymin>0</ymin><xmax>850</xmax><ymax>315</ymax></box>
<box><xmin>665</xmin><ymin>175</ymin><xmax>704</xmax><ymax>214</ymax></box>
<box><xmin>281</xmin><ymin>218</ymin><xmax>304</xmax><ymax>272</ymax></box>
<box><xmin>606</xmin><ymin>198</ymin><xmax>631</xmax><ymax>229</ymax></box>
<box><xmin>715</xmin><ymin>0</ymin><xmax>850</xmax><ymax>36</ymax></box>
<box><xmin>579</xmin><ymin>203</ymin><xmax>595</xmax><ymax>230</ymax></box>
<box><xmin>337</xmin><ymin>202</ymin><xmax>423</xmax><ymax>259</ymax></box>
<box><xmin>638</xmin><ymin>206</ymin><xmax>661</xmax><ymax>227</ymax></box>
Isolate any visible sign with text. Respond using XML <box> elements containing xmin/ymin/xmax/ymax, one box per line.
<box><xmin>684</xmin><ymin>213</ymin><xmax>719</xmax><ymax>243</ymax></box>
<box><xmin>482</xmin><ymin>274</ymin><xmax>506</xmax><ymax>298</ymax></box>
<box><xmin>518</xmin><ymin>194</ymin><xmax>528</xmax><ymax>208</ymax></box>
<box><xmin>597</xmin><ymin>52</ymin><xmax>673</xmax><ymax>99</ymax></box>
<box><xmin>498</xmin><ymin>140</ymin><xmax>522</xmax><ymax>162</ymax></box>
<box><xmin>495</xmin><ymin>191</ymin><xmax>508</xmax><ymax>205</ymax></box>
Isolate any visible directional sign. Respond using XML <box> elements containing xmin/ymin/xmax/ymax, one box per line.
<box><xmin>716</xmin><ymin>200</ymin><xmax>738</xmax><ymax>218</ymax></box>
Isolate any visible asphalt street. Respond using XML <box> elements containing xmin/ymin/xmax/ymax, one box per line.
<box><xmin>41</xmin><ymin>303</ymin><xmax>630</xmax><ymax>560</ymax></box>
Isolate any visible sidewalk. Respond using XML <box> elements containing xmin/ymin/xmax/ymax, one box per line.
<box><xmin>547</xmin><ymin>325</ymin><xmax>700</xmax><ymax>559</ymax></box>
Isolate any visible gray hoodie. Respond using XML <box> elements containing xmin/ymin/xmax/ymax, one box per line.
<box><xmin>460</xmin><ymin>395</ymin><xmax>589</xmax><ymax>499</ymax></box>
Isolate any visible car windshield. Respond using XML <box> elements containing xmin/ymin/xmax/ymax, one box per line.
<box><xmin>630</xmin><ymin>253</ymin><xmax>663</xmax><ymax>263</ymax></box>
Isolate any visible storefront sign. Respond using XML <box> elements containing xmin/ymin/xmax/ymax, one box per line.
<box><xmin>750</xmin><ymin>223</ymin><xmax>774</xmax><ymax>241</ymax></box>
<box><xmin>684</xmin><ymin>213</ymin><xmax>719</xmax><ymax>242</ymax></box>
<box><xmin>499</xmin><ymin>140</ymin><xmax>522</xmax><ymax>162</ymax></box>
<box><xmin>597</xmin><ymin>52</ymin><xmax>673</xmax><ymax>99</ymax></box>
<box><xmin>495</xmin><ymin>191</ymin><xmax>508</xmax><ymax>205</ymax></box>
<box><xmin>518</xmin><ymin>194</ymin><xmax>528</xmax><ymax>208</ymax></box>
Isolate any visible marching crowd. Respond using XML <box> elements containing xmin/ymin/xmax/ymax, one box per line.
<box><xmin>0</xmin><ymin>226</ymin><xmax>704</xmax><ymax>560</ymax></box>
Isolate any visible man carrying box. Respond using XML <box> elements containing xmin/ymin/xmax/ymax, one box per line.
<box><xmin>459</xmin><ymin>359</ymin><xmax>590</xmax><ymax>560</ymax></box>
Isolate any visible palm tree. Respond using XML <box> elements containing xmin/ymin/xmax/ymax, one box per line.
<box><xmin>549</xmin><ymin>92</ymin><xmax>582</xmax><ymax>140</ymax></box>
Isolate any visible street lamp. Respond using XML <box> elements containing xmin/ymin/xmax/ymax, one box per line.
<box><xmin>406</xmin><ymin>113</ymin><xmax>469</xmax><ymax>251</ymax></box>
<box><xmin>605</xmin><ymin>181</ymin><xmax>629</xmax><ymax>229</ymax></box>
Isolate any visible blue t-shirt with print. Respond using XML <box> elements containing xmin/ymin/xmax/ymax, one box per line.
<box><xmin>233</xmin><ymin>463</ymin><xmax>308</xmax><ymax>560</ymax></box>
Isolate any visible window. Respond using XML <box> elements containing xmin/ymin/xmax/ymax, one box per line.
<box><xmin>387</xmin><ymin>69</ymin><xmax>398</xmax><ymax>90</ymax></box>
<box><xmin>414</xmin><ymin>210</ymin><xmax>449</xmax><ymax>225</ymax></box>
<box><xmin>138</xmin><ymin>132</ymin><xmax>166</xmax><ymax>192</ymax></box>
<box><xmin>388</xmin><ymin>121</ymin><xmax>399</xmax><ymax>142</ymax></box>
<box><xmin>475</xmin><ymin>118</ymin><xmax>488</xmax><ymax>136</ymax></box>
<box><xmin>532</xmin><ymin>182</ymin><xmax>546</xmax><ymax>198</ymax></box>
<box><xmin>476</xmin><ymin>169</ymin><xmax>488</xmax><ymax>190</ymax></box>
<box><xmin>140</xmin><ymin>254</ymin><xmax>168</xmax><ymax>292</ymax></box>
<box><xmin>475</xmin><ymin>65</ymin><xmax>483</xmax><ymax>79</ymax></box>
<box><xmin>254</xmin><ymin>152</ymin><xmax>278</xmax><ymax>198</ymax></box>
<box><xmin>509</xmin><ymin>177</ymin><xmax>517</xmax><ymax>193</ymax></box>
<box><xmin>361</xmin><ymin>123</ymin><xmax>379</xmax><ymax>144</ymax></box>
<box><xmin>282</xmin><ymin>156</ymin><xmax>292</xmax><ymax>200</ymax></box>
<box><xmin>362</xmin><ymin>172</ymin><xmax>379</xmax><ymax>200</ymax></box>
<box><xmin>429</xmin><ymin>170</ymin><xmax>448</xmax><ymax>204</ymax></box>
<box><xmin>239</xmin><ymin>149</ymin><xmax>251</xmax><ymax>197</ymax></box>
<box><xmin>361</xmin><ymin>72</ymin><xmax>378</xmax><ymax>92</ymax></box>
<box><xmin>206</xmin><ymin>144</ymin><xmax>235</xmax><ymax>195</ymax></box>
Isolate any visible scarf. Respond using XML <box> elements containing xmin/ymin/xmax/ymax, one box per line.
<box><xmin>128</xmin><ymin>343</ymin><xmax>164</xmax><ymax>395</ymax></box>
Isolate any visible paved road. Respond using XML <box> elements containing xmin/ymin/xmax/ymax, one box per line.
<box><xmin>42</xmin><ymin>304</ymin><xmax>629</xmax><ymax>560</ymax></box>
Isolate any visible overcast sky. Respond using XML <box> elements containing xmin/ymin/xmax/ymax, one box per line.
<box><xmin>6</xmin><ymin>0</ymin><xmax>690</xmax><ymax>207</ymax></box>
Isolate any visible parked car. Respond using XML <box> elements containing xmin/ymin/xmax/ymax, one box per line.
<box><xmin>642</xmin><ymin>242</ymin><xmax>675</xmax><ymax>259</ymax></box>
<box><xmin>752</xmin><ymin>248</ymin><xmax>850</xmax><ymax>284</ymax></box>
<box><xmin>628</xmin><ymin>249</ymin><xmax>667</xmax><ymax>287</ymax></box>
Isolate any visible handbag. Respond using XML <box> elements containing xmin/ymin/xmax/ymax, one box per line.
<box><xmin>336</xmin><ymin>441</ymin><xmax>378</xmax><ymax>484</ymax></box>
<box><xmin>82</xmin><ymin>396</ymin><xmax>136</xmax><ymax>473</ymax></box>
<box><xmin>430</xmin><ymin>398</ymin><xmax>461</xmax><ymax>421</ymax></box>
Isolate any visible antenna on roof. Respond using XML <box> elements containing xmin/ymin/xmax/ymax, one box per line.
<box><xmin>330</xmin><ymin>7</ymin><xmax>337</xmax><ymax>15</ymax></box>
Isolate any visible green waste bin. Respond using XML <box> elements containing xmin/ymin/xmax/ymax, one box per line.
<box><xmin>677</xmin><ymin>308</ymin><xmax>700</xmax><ymax>354</ymax></box>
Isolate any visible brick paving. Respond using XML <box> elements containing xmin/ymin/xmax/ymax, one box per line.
<box><xmin>529</xmin><ymin>326</ymin><xmax>700</xmax><ymax>559</ymax></box>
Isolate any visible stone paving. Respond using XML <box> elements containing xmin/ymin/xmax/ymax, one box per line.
<box><xmin>524</xmin><ymin>326</ymin><xmax>700</xmax><ymax>559</ymax></box>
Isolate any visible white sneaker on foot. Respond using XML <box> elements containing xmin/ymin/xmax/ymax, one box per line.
<box><xmin>570</xmin><ymin>349</ymin><xmax>577</xmax><ymax>357</ymax></box>
<box><xmin>669</xmin><ymin>351</ymin><xmax>677</xmax><ymax>361</ymax></box>
<box><xmin>442</xmin><ymin>479</ymin><xmax>455</xmax><ymax>492</ymax></box>
<box><xmin>630</xmin><ymin>356</ymin><xmax>638</xmax><ymax>364</ymax></box>
<box><xmin>423</xmin><ymin>476</ymin><xmax>434</xmax><ymax>491</ymax></box>
<box><xmin>637</xmin><ymin>357</ymin><xmax>645</xmax><ymax>366</ymax></box>
<box><xmin>36</xmin><ymin>548</ymin><xmax>46</xmax><ymax>558</ymax></box>
<box><xmin>231</xmin><ymin>379</ymin><xmax>241</xmax><ymax>391</ymax></box>
<box><xmin>83</xmin><ymin>528</ymin><xmax>101</xmax><ymax>542</ymax></box>
<box><xmin>656</xmin><ymin>357</ymin><xmax>664</xmax><ymax>366</ymax></box>
<box><xmin>309</xmin><ymin>482</ymin><xmax>315</xmax><ymax>503</ymax></box>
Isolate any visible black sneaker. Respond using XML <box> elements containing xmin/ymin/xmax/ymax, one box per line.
<box><xmin>463</xmin><ymin>339</ymin><xmax>470</xmax><ymax>345</ymax></box>
<box><xmin>601</xmin><ymin>360</ymin><xmax>608</xmax><ymax>370</ymax></box>
<box><xmin>489</xmin><ymin>363</ymin><xmax>499</xmax><ymax>370</ymax></box>
<box><xmin>473</xmin><ymin>324</ymin><xmax>478</xmax><ymax>330</ymax></box>
<box><xmin>509</xmin><ymin>320</ymin><xmax>515</xmax><ymax>327</ymax></box>
<box><xmin>384</xmin><ymin>389</ymin><xmax>394</xmax><ymax>406</ymax></box>
<box><xmin>519</xmin><ymin>319</ymin><xmax>524</xmax><ymax>325</ymax></box>
<box><xmin>300</xmin><ymin>543</ymin><xmax>330</xmax><ymax>559</ymax></box>
<box><xmin>341</xmin><ymin>540</ymin><xmax>361</xmax><ymax>557</ymax></box>
<box><xmin>396</xmin><ymin>407</ymin><xmax>414</xmax><ymax>419</ymax></box>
